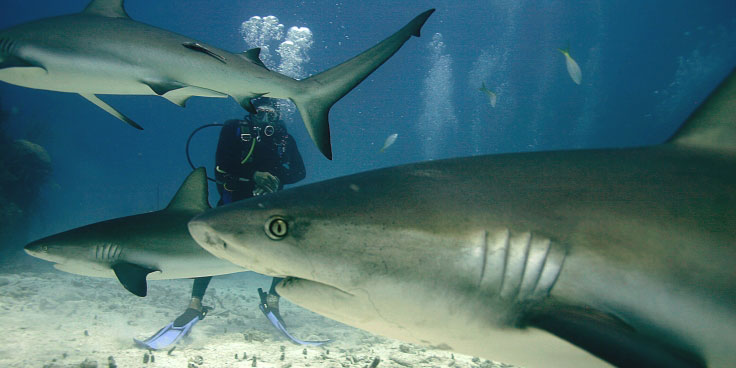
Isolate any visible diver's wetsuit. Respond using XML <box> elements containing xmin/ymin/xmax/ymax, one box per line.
<box><xmin>193</xmin><ymin>117</ymin><xmax>305</xmax><ymax>300</ymax></box>
<box><xmin>215</xmin><ymin>118</ymin><xmax>306</xmax><ymax>204</ymax></box>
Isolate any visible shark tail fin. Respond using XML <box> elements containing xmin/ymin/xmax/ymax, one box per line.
<box><xmin>667</xmin><ymin>68</ymin><xmax>736</xmax><ymax>153</ymax></box>
<box><xmin>290</xmin><ymin>9</ymin><xmax>435</xmax><ymax>160</ymax></box>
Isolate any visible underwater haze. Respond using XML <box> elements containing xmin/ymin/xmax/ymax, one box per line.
<box><xmin>0</xmin><ymin>0</ymin><xmax>735</xmax><ymax>367</ymax></box>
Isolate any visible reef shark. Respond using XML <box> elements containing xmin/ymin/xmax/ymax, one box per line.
<box><xmin>188</xmin><ymin>69</ymin><xmax>736</xmax><ymax>368</ymax></box>
<box><xmin>0</xmin><ymin>0</ymin><xmax>434</xmax><ymax>159</ymax></box>
<box><xmin>25</xmin><ymin>168</ymin><xmax>245</xmax><ymax>297</ymax></box>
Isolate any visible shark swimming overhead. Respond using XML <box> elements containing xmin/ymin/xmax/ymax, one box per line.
<box><xmin>0</xmin><ymin>0</ymin><xmax>435</xmax><ymax>159</ymax></box>
<box><xmin>25</xmin><ymin>168</ymin><xmax>245</xmax><ymax>297</ymax></box>
<box><xmin>188</xmin><ymin>69</ymin><xmax>736</xmax><ymax>368</ymax></box>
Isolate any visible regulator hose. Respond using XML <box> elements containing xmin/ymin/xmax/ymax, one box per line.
<box><xmin>185</xmin><ymin>123</ymin><xmax>223</xmax><ymax>182</ymax></box>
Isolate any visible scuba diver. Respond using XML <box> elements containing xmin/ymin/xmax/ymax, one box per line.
<box><xmin>137</xmin><ymin>99</ymin><xmax>308</xmax><ymax>350</ymax></box>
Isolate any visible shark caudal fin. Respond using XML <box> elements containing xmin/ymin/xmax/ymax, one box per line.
<box><xmin>166</xmin><ymin>167</ymin><xmax>210</xmax><ymax>212</ymax></box>
<box><xmin>667</xmin><ymin>68</ymin><xmax>736</xmax><ymax>153</ymax></box>
<box><xmin>291</xmin><ymin>9</ymin><xmax>435</xmax><ymax>159</ymax></box>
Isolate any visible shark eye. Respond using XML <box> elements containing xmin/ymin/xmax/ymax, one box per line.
<box><xmin>265</xmin><ymin>216</ymin><xmax>288</xmax><ymax>240</ymax></box>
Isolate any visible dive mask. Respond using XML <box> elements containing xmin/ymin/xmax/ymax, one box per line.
<box><xmin>254</xmin><ymin>107</ymin><xmax>279</xmax><ymax>125</ymax></box>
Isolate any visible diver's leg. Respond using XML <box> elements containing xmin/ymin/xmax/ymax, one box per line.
<box><xmin>190</xmin><ymin>277</ymin><xmax>212</xmax><ymax>310</ymax></box>
<box><xmin>269</xmin><ymin>277</ymin><xmax>283</xmax><ymax>295</ymax></box>
<box><xmin>175</xmin><ymin>276</ymin><xmax>212</xmax><ymax>327</ymax></box>
<box><xmin>265</xmin><ymin>277</ymin><xmax>285</xmax><ymax>325</ymax></box>
<box><xmin>135</xmin><ymin>277</ymin><xmax>212</xmax><ymax>349</ymax></box>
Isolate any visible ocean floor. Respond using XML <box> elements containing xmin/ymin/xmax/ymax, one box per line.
<box><xmin>0</xmin><ymin>266</ymin><xmax>514</xmax><ymax>368</ymax></box>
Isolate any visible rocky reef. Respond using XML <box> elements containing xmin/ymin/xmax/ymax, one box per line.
<box><xmin>0</xmin><ymin>99</ymin><xmax>52</xmax><ymax>256</ymax></box>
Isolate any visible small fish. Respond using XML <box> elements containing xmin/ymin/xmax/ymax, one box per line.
<box><xmin>558</xmin><ymin>48</ymin><xmax>582</xmax><ymax>85</ymax></box>
<box><xmin>478</xmin><ymin>82</ymin><xmax>497</xmax><ymax>108</ymax></box>
<box><xmin>379</xmin><ymin>133</ymin><xmax>398</xmax><ymax>153</ymax></box>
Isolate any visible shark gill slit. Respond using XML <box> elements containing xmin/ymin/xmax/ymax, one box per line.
<box><xmin>115</xmin><ymin>245</ymin><xmax>122</xmax><ymax>261</ymax></box>
<box><xmin>478</xmin><ymin>230</ymin><xmax>489</xmax><ymax>286</ymax></box>
<box><xmin>498</xmin><ymin>229</ymin><xmax>511</xmax><ymax>295</ymax></box>
<box><xmin>486</xmin><ymin>230</ymin><xmax>564</xmax><ymax>302</ymax></box>
<box><xmin>508</xmin><ymin>232</ymin><xmax>533</xmax><ymax>301</ymax></box>
<box><xmin>518</xmin><ymin>237</ymin><xmax>551</xmax><ymax>299</ymax></box>
<box><xmin>109</xmin><ymin>244</ymin><xmax>120</xmax><ymax>262</ymax></box>
<box><xmin>110</xmin><ymin>244</ymin><xmax>120</xmax><ymax>261</ymax></box>
<box><xmin>2</xmin><ymin>39</ymin><xmax>15</xmax><ymax>55</ymax></box>
<box><xmin>527</xmin><ymin>239</ymin><xmax>551</xmax><ymax>297</ymax></box>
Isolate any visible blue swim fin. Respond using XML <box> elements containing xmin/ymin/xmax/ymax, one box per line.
<box><xmin>134</xmin><ymin>307</ymin><xmax>208</xmax><ymax>350</ymax></box>
<box><xmin>258</xmin><ymin>288</ymin><xmax>330</xmax><ymax>346</ymax></box>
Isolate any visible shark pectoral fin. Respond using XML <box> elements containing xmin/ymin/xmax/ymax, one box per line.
<box><xmin>528</xmin><ymin>305</ymin><xmax>705</xmax><ymax>368</ymax></box>
<box><xmin>161</xmin><ymin>86</ymin><xmax>228</xmax><ymax>107</ymax></box>
<box><xmin>112</xmin><ymin>262</ymin><xmax>158</xmax><ymax>297</ymax></box>
<box><xmin>182</xmin><ymin>42</ymin><xmax>227</xmax><ymax>64</ymax></box>
<box><xmin>239</xmin><ymin>48</ymin><xmax>268</xmax><ymax>69</ymax></box>
<box><xmin>79</xmin><ymin>94</ymin><xmax>143</xmax><ymax>130</ymax></box>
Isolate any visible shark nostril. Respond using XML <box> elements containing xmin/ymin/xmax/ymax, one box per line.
<box><xmin>198</xmin><ymin>229</ymin><xmax>228</xmax><ymax>252</ymax></box>
<box><xmin>203</xmin><ymin>232</ymin><xmax>218</xmax><ymax>246</ymax></box>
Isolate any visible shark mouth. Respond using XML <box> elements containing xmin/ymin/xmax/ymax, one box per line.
<box><xmin>279</xmin><ymin>276</ymin><xmax>356</xmax><ymax>298</ymax></box>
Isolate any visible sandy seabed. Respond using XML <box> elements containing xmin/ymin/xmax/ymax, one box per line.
<box><xmin>0</xmin><ymin>268</ymin><xmax>515</xmax><ymax>368</ymax></box>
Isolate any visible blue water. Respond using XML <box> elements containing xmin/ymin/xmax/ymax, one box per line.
<box><xmin>1</xmin><ymin>0</ymin><xmax>734</xmax><ymax>241</ymax></box>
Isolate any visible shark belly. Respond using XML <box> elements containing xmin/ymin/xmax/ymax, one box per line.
<box><xmin>278</xmin><ymin>266</ymin><xmax>613</xmax><ymax>368</ymax></box>
<box><xmin>0</xmin><ymin>64</ymin><xmax>153</xmax><ymax>95</ymax></box>
<box><xmin>145</xmin><ymin>255</ymin><xmax>247</xmax><ymax>280</ymax></box>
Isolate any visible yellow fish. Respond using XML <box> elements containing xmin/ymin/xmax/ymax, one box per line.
<box><xmin>479</xmin><ymin>82</ymin><xmax>497</xmax><ymax>108</ymax></box>
<box><xmin>379</xmin><ymin>133</ymin><xmax>398</xmax><ymax>153</ymax></box>
<box><xmin>558</xmin><ymin>48</ymin><xmax>582</xmax><ymax>85</ymax></box>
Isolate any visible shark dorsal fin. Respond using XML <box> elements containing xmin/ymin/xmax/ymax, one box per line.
<box><xmin>166</xmin><ymin>168</ymin><xmax>210</xmax><ymax>212</ymax></box>
<box><xmin>83</xmin><ymin>0</ymin><xmax>130</xmax><ymax>19</ymax></box>
<box><xmin>667</xmin><ymin>68</ymin><xmax>736</xmax><ymax>153</ymax></box>
<box><xmin>239</xmin><ymin>48</ymin><xmax>269</xmax><ymax>70</ymax></box>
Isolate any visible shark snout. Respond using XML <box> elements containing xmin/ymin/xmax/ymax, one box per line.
<box><xmin>188</xmin><ymin>218</ymin><xmax>228</xmax><ymax>256</ymax></box>
<box><xmin>24</xmin><ymin>239</ymin><xmax>51</xmax><ymax>261</ymax></box>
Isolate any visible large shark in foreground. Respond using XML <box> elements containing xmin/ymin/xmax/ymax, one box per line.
<box><xmin>189</xmin><ymin>69</ymin><xmax>736</xmax><ymax>368</ymax></box>
<box><xmin>0</xmin><ymin>0</ymin><xmax>434</xmax><ymax>159</ymax></box>
<box><xmin>25</xmin><ymin>168</ymin><xmax>245</xmax><ymax>297</ymax></box>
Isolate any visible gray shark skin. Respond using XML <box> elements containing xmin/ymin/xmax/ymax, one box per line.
<box><xmin>189</xmin><ymin>69</ymin><xmax>736</xmax><ymax>368</ymax></box>
<box><xmin>0</xmin><ymin>0</ymin><xmax>434</xmax><ymax>159</ymax></box>
<box><xmin>25</xmin><ymin>168</ymin><xmax>245</xmax><ymax>297</ymax></box>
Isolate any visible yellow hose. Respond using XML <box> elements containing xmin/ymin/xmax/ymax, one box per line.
<box><xmin>241</xmin><ymin>138</ymin><xmax>256</xmax><ymax>164</ymax></box>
